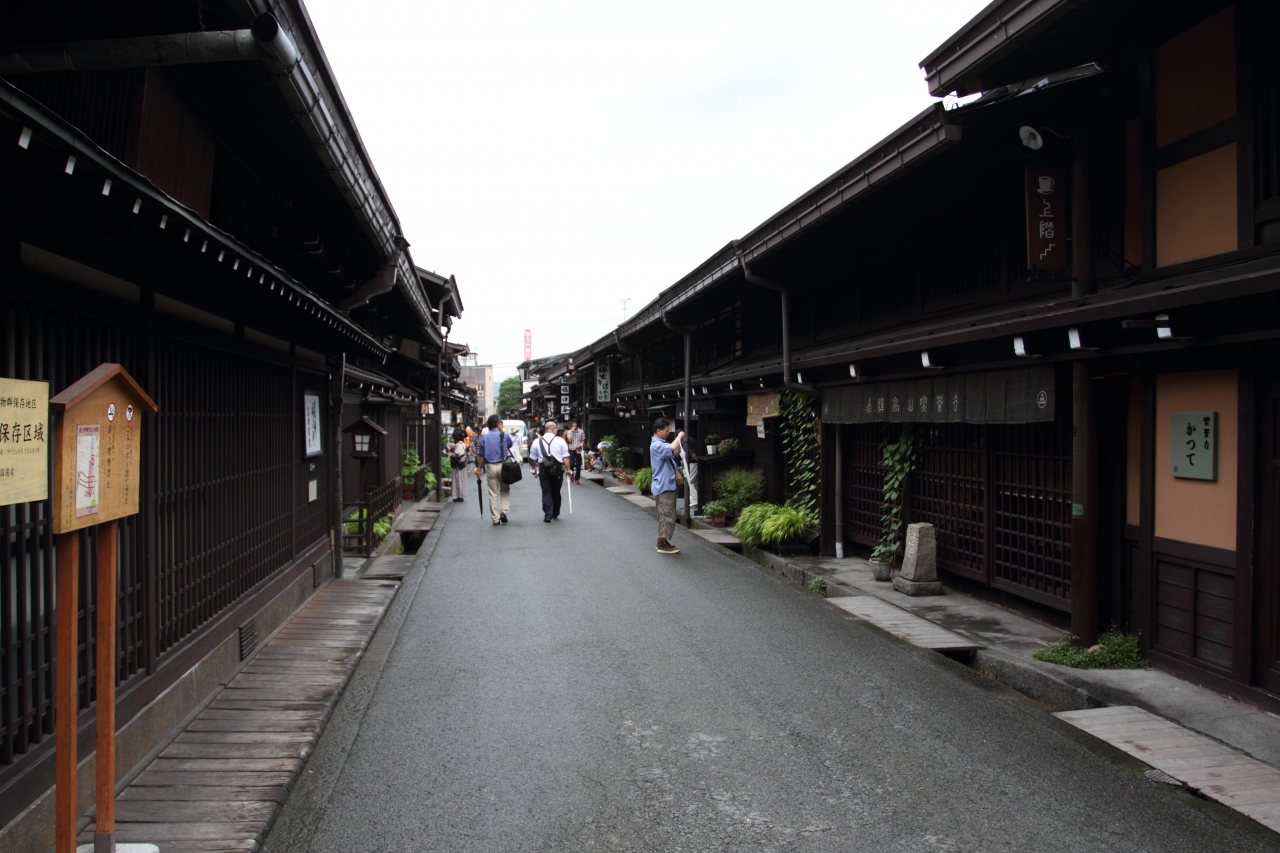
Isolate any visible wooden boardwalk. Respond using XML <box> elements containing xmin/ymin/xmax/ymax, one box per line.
<box><xmin>1055</xmin><ymin>706</ymin><xmax>1280</xmax><ymax>833</ymax></box>
<box><xmin>825</xmin><ymin>596</ymin><xmax>984</xmax><ymax>653</ymax></box>
<box><xmin>80</xmin><ymin>579</ymin><xmax>399</xmax><ymax>852</ymax></box>
<box><xmin>692</xmin><ymin>528</ymin><xmax>742</xmax><ymax>551</ymax></box>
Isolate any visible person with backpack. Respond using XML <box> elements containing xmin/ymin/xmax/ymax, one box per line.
<box><xmin>529</xmin><ymin>420</ymin><xmax>571</xmax><ymax>523</ymax></box>
<box><xmin>449</xmin><ymin>428</ymin><xmax>468</xmax><ymax>502</ymax></box>
<box><xmin>650</xmin><ymin>417</ymin><xmax>685</xmax><ymax>554</ymax></box>
<box><xmin>475</xmin><ymin>415</ymin><xmax>514</xmax><ymax>526</ymax></box>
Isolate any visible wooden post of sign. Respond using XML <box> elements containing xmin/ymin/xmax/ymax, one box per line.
<box><xmin>55</xmin><ymin>531</ymin><xmax>79</xmax><ymax>853</ymax></box>
<box><xmin>50</xmin><ymin>364</ymin><xmax>157</xmax><ymax>853</ymax></box>
<box><xmin>95</xmin><ymin>519</ymin><xmax>118</xmax><ymax>851</ymax></box>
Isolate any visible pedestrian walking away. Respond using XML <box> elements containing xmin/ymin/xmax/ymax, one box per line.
<box><xmin>565</xmin><ymin>420</ymin><xmax>585</xmax><ymax>483</ymax></box>
<box><xmin>650</xmin><ymin>417</ymin><xmax>684</xmax><ymax>553</ymax></box>
<box><xmin>530</xmin><ymin>420</ymin><xmax>571</xmax><ymax>522</ymax></box>
<box><xmin>449</xmin><ymin>428</ymin><xmax>468</xmax><ymax>502</ymax></box>
<box><xmin>475</xmin><ymin>414</ymin><xmax>513</xmax><ymax>525</ymax></box>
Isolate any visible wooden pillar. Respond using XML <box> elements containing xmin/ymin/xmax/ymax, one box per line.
<box><xmin>55</xmin><ymin>531</ymin><xmax>79</xmax><ymax>853</ymax></box>
<box><xmin>1072</xmin><ymin>363</ymin><xmax>1099</xmax><ymax>644</ymax></box>
<box><xmin>95</xmin><ymin>520</ymin><xmax>118</xmax><ymax>852</ymax></box>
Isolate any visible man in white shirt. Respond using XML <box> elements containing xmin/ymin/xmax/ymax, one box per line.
<box><xmin>530</xmin><ymin>420</ymin><xmax>572</xmax><ymax>522</ymax></box>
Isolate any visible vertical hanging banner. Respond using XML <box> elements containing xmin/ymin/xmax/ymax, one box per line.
<box><xmin>596</xmin><ymin>362</ymin><xmax>611</xmax><ymax>402</ymax></box>
<box><xmin>0</xmin><ymin>377</ymin><xmax>50</xmax><ymax>505</ymax></box>
<box><xmin>1026</xmin><ymin>166</ymin><xmax>1068</xmax><ymax>271</ymax></box>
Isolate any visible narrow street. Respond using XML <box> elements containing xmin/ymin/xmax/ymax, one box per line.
<box><xmin>264</xmin><ymin>480</ymin><xmax>1266</xmax><ymax>853</ymax></box>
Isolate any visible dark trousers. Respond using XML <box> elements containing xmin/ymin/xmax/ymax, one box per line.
<box><xmin>569</xmin><ymin>449</ymin><xmax>582</xmax><ymax>480</ymax></box>
<box><xmin>540</xmin><ymin>472</ymin><xmax>564</xmax><ymax>520</ymax></box>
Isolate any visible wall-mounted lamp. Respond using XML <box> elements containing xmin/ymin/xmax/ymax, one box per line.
<box><xmin>1067</xmin><ymin>328</ymin><xmax>1097</xmax><ymax>351</ymax></box>
<box><xmin>921</xmin><ymin>351</ymin><xmax>943</xmax><ymax>369</ymax></box>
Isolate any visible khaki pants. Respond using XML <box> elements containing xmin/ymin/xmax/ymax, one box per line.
<box><xmin>655</xmin><ymin>489</ymin><xmax>677</xmax><ymax>541</ymax></box>
<box><xmin>485</xmin><ymin>462</ymin><xmax>510</xmax><ymax>522</ymax></box>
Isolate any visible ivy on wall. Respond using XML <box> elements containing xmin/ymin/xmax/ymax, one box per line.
<box><xmin>778</xmin><ymin>391</ymin><xmax>821</xmax><ymax>523</ymax></box>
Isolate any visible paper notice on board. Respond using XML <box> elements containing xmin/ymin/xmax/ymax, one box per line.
<box><xmin>75</xmin><ymin>424</ymin><xmax>100</xmax><ymax>517</ymax></box>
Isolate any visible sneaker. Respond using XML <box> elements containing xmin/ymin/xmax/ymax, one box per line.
<box><xmin>500</xmin><ymin>513</ymin><xmax>508</xmax><ymax>524</ymax></box>
<box><xmin>656</xmin><ymin>539</ymin><xmax>680</xmax><ymax>554</ymax></box>
<box><xmin>493</xmin><ymin>520</ymin><xmax>500</xmax><ymax>526</ymax></box>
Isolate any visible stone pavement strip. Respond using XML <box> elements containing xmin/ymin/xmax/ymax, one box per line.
<box><xmin>825</xmin><ymin>596</ymin><xmax>985</xmax><ymax>653</ymax></box>
<box><xmin>1056</xmin><ymin>706</ymin><xmax>1280</xmax><ymax>833</ymax></box>
<box><xmin>77</xmin><ymin>578</ymin><xmax>399</xmax><ymax>853</ymax></box>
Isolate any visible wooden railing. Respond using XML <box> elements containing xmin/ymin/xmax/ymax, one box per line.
<box><xmin>342</xmin><ymin>475</ymin><xmax>402</xmax><ymax>558</ymax></box>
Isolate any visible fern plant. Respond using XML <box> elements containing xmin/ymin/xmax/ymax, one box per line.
<box><xmin>733</xmin><ymin>503</ymin><xmax>778</xmax><ymax>550</ymax></box>
<box><xmin>761</xmin><ymin>505</ymin><xmax>806</xmax><ymax>546</ymax></box>
<box><xmin>634</xmin><ymin>467</ymin><xmax>653</xmax><ymax>494</ymax></box>
<box><xmin>871</xmin><ymin>428</ymin><xmax>921</xmax><ymax>564</ymax></box>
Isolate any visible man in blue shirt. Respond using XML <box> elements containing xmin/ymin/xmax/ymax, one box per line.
<box><xmin>475</xmin><ymin>415</ymin><xmax>513</xmax><ymax>525</ymax></box>
<box><xmin>649</xmin><ymin>417</ymin><xmax>685</xmax><ymax>554</ymax></box>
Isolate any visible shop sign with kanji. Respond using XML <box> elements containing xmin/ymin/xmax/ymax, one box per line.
<box><xmin>49</xmin><ymin>364</ymin><xmax>158</xmax><ymax>533</ymax></box>
<box><xmin>1170</xmin><ymin>411</ymin><xmax>1216</xmax><ymax>481</ymax></box>
<box><xmin>0</xmin><ymin>377</ymin><xmax>50</xmax><ymax>506</ymax></box>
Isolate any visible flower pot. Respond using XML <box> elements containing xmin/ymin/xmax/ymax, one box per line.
<box><xmin>705</xmin><ymin>445</ymin><xmax>717</xmax><ymax>456</ymax></box>
<box><xmin>869</xmin><ymin>559</ymin><xmax>894</xmax><ymax>582</ymax></box>
<box><xmin>711</xmin><ymin>514</ymin><xmax>727</xmax><ymax>527</ymax></box>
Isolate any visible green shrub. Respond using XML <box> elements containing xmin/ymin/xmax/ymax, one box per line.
<box><xmin>440</xmin><ymin>456</ymin><xmax>452</xmax><ymax>478</ymax></box>
<box><xmin>372</xmin><ymin>512</ymin><xmax>394</xmax><ymax>539</ymax></box>
<box><xmin>704</xmin><ymin>433</ymin><xmax>721</xmax><ymax>446</ymax></box>
<box><xmin>761</xmin><ymin>505</ymin><xmax>806</xmax><ymax>546</ymax></box>
<box><xmin>634</xmin><ymin>467</ymin><xmax>653</xmax><ymax>493</ymax></box>
<box><xmin>401</xmin><ymin>446</ymin><xmax>422</xmax><ymax>479</ymax></box>
<box><xmin>423</xmin><ymin>471</ymin><xmax>437</xmax><ymax>492</ymax></box>
<box><xmin>1034</xmin><ymin>628</ymin><xmax>1150</xmax><ymax>670</ymax></box>
<box><xmin>717</xmin><ymin>437</ymin><xmax>740</xmax><ymax>454</ymax></box>
<box><xmin>714</xmin><ymin>467</ymin><xmax>764</xmax><ymax>514</ymax></box>
<box><xmin>702</xmin><ymin>499</ymin><xmax>729</xmax><ymax>517</ymax></box>
<box><xmin>600</xmin><ymin>435</ymin><xmax>621</xmax><ymax>467</ymax></box>
<box><xmin>808</xmin><ymin>577</ymin><xmax>828</xmax><ymax>597</ymax></box>
<box><xmin>343</xmin><ymin>508</ymin><xmax>367</xmax><ymax>536</ymax></box>
<box><xmin>734</xmin><ymin>502</ymin><xmax>779</xmax><ymax>550</ymax></box>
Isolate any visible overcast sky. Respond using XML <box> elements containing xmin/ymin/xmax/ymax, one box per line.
<box><xmin>303</xmin><ymin>0</ymin><xmax>989</xmax><ymax>379</ymax></box>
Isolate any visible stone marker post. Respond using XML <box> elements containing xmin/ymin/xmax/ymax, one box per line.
<box><xmin>894</xmin><ymin>522</ymin><xmax>943</xmax><ymax>596</ymax></box>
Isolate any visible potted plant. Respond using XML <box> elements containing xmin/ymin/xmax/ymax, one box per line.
<box><xmin>615</xmin><ymin>467</ymin><xmax>633</xmax><ymax>485</ymax></box>
<box><xmin>869</xmin><ymin>429</ymin><xmax>920</xmax><ymax>581</ymax></box>
<box><xmin>401</xmin><ymin>446</ymin><xmax>422</xmax><ymax>498</ymax></box>
<box><xmin>717</xmin><ymin>437</ymin><xmax>740</xmax><ymax>454</ymax></box>
<box><xmin>704</xmin><ymin>433</ymin><xmax>721</xmax><ymax>455</ymax></box>
<box><xmin>634</xmin><ymin>467</ymin><xmax>653</xmax><ymax>495</ymax></box>
<box><xmin>702</xmin><ymin>499</ymin><xmax>730</xmax><ymax>527</ymax></box>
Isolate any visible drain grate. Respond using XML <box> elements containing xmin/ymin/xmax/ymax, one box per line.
<box><xmin>1144</xmin><ymin>768</ymin><xmax>1182</xmax><ymax>786</ymax></box>
<box><xmin>239</xmin><ymin>618</ymin><xmax>258</xmax><ymax>660</ymax></box>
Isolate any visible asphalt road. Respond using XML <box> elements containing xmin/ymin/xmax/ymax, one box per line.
<box><xmin>265</xmin><ymin>477</ymin><xmax>1273</xmax><ymax>852</ymax></box>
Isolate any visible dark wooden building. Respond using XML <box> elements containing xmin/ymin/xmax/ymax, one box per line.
<box><xmin>566</xmin><ymin>0</ymin><xmax>1280</xmax><ymax>710</ymax></box>
<box><xmin>0</xmin><ymin>1</ymin><xmax>462</xmax><ymax>846</ymax></box>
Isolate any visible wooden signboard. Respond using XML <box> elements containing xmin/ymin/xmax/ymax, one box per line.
<box><xmin>50</xmin><ymin>364</ymin><xmax>156</xmax><ymax>534</ymax></box>
<box><xmin>0</xmin><ymin>376</ymin><xmax>50</xmax><ymax>505</ymax></box>
<box><xmin>49</xmin><ymin>364</ymin><xmax>157</xmax><ymax>853</ymax></box>
<box><xmin>1025</xmin><ymin>166</ymin><xmax>1068</xmax><ymax>271</ymax></box>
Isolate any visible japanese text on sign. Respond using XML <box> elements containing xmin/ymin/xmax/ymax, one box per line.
<box><xmin>1170</xmin><ymin>411</ymin><xmax>1217</xmax><ymax>480</ymax></box>
<box><xmin>0</xmin><ymin>377</ymin><xmax>50</xmax><ymax>506</ymax></box>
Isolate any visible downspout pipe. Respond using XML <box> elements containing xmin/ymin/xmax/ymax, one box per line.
<box><xmin>737</xmin><ymin>255</ymin><xmax>820</xmax><ymax>397</ymax></box>
<box><xmin>662</xmin><ymin>309</ymin><xmax>696</xmax><ymax>528</ymax></box>
<box><xmin>614</xmin><ymin>330</ymin><xmax>646</xmax><ymax>416</ymax></box>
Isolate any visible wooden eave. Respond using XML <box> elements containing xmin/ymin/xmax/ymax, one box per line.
<box><xmin>49</xmin><ymin>363</ymin><xmax>158</xmax><ymax>412</ymax></box>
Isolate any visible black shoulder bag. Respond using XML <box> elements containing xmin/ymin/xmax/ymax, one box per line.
<box><xmin>539</xmin><ymin>438</ymin><xmax>564</xmax><ymax>478</ymax></box>
<box><xmin>500</xmin><ymin>442</ymin><xmax>523</xmax><ymax>484</ymax></box>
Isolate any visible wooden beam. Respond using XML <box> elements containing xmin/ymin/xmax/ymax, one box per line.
<box><xmin>55</xmin><ymin>531</ymin><xmax>79</xmax><ymax>853</ymax></box>
<box><xmin>95</xmin><ymin>520</ymin><xmax>119</xmax><ymax>851</ymax></box>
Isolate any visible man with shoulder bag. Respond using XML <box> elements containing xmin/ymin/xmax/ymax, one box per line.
<box><xmin>475</xmin><ymin>415</ymin><xmax>514</xmax><ymax>526</ymax></box>
<box><xmin>650</xmin><ymin>417</ymin><xmax>685</xmax><ymax>554</ymax></box>
<box><xmin>530</xmin><ymin>420</ymin><xmax>571</xmax><ymax>523</ymax></box>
